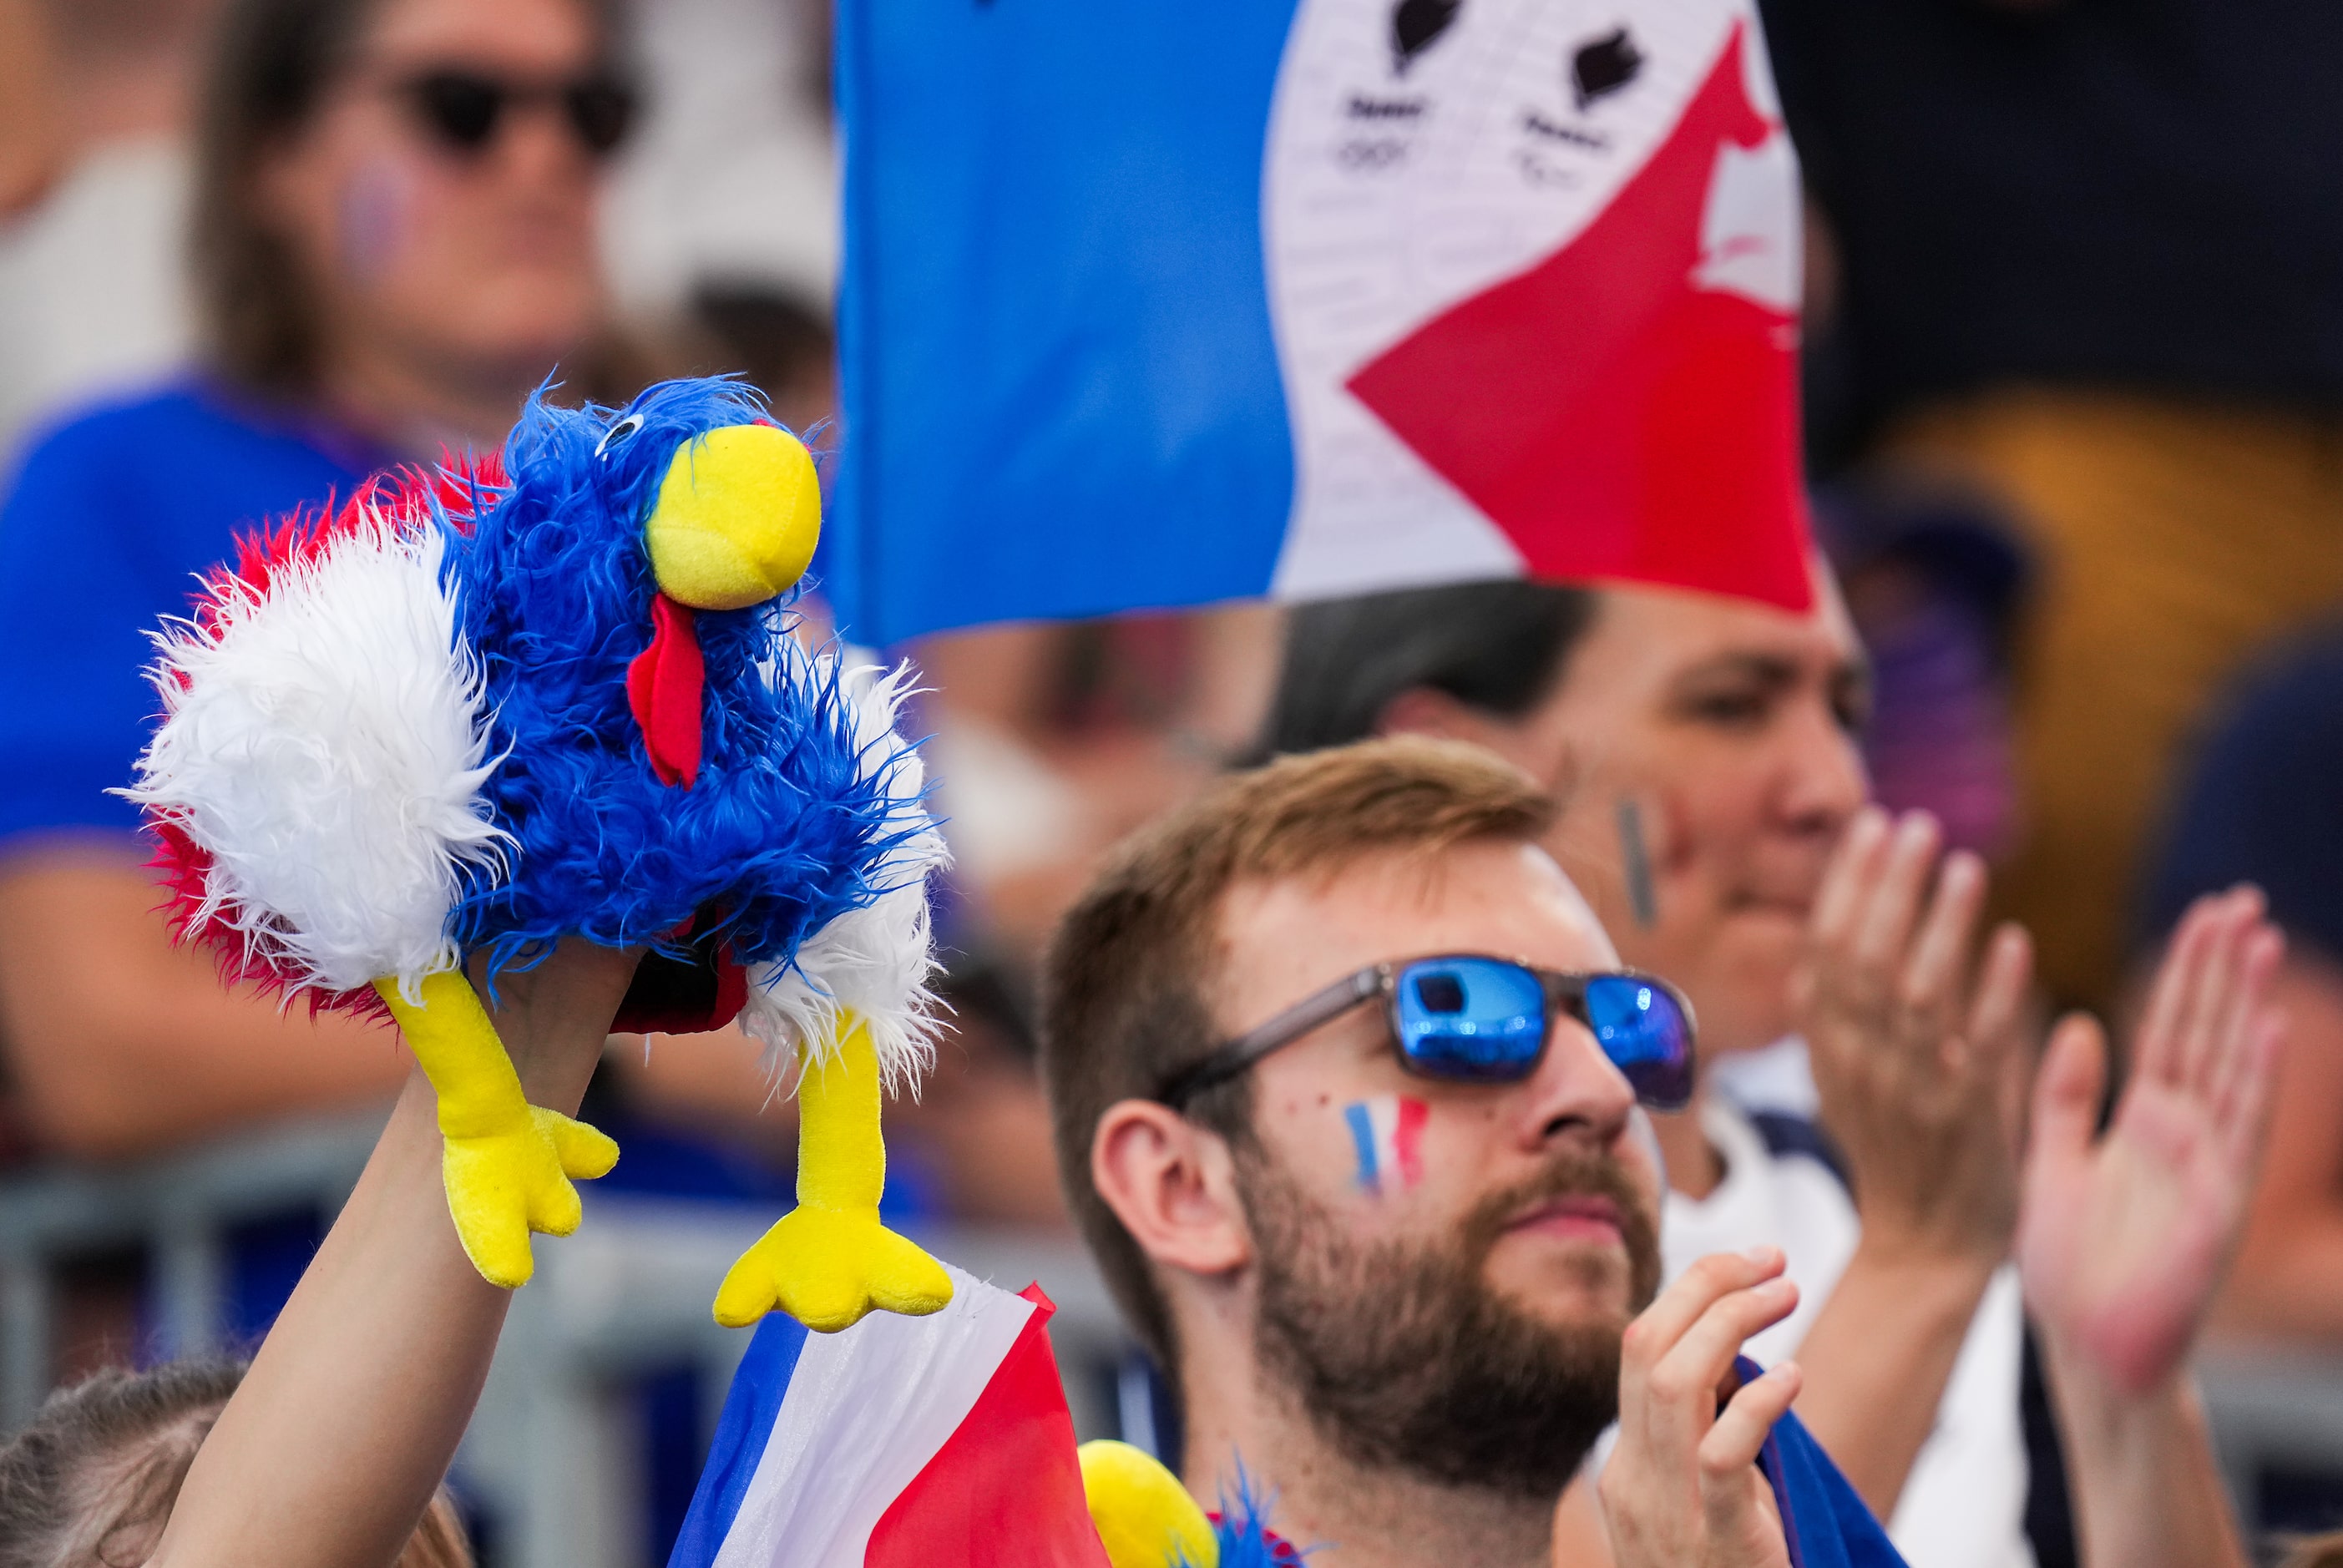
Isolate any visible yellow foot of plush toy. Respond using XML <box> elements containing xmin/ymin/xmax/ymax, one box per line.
<box><xmin>712</xmin><ymin>1206</ymin><xmax>953</xmax><ymax>1331</ymax></box>
<box><xmin>442</xmin><ymin>1104</ymin><xmax>620</xmax><ymax>1289</ymax></box>
<box><xmin>1080</xmin><ymin>1440</ymin><xmax>1219</xmax><ymax>1568</ymax></box>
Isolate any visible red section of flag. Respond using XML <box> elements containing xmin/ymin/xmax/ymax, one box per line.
<box><xmin>865</xmin><ymin>1286</ymin><xmax>1113</xmax><ymax>1567</ymax></box>
<box><xmin>627</xmin><ymin>594</ymin><xmax>706</xmax><ymax>787</ymax></box>
<box><xmin>1344</xmin><ymin>23</ymin><xmax>1813</xmax><ymax>611</ymax></box>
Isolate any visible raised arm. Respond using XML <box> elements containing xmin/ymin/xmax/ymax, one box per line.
<box><xmin>1786</xmin><ymin>807</ymin><xmax>2033</xmax><ymax>1519</ymax></box>
<box><xmin>2017</xmin><ymin>888</ymin><xmax>2284</xmax><ymax>1568</ymax></box>
<box><xmin>148</xmin><ymin>943</ymin><xmax>639</xmax><ymax>1568</ymax></box>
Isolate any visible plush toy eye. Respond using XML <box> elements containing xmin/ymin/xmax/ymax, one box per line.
<box><xmin>595</xmin><ymin>413</ymin><xmax>646</xmax><ymax>459</ymax></box>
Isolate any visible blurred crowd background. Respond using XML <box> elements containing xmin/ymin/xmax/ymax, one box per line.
<box><xmin>1</xmin><ymin>0</ymin><xmax>2340</xmax><ymax>1561</ymax></box>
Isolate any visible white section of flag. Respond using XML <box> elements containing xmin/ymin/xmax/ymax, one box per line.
<box><xmin>1259</xmin><ymin>0</ymin><xmax>1764</xmax><ymax>599</ymax></box>
<box><xmin>711</xmin><ymin>1267</ymin><xmax>1035</xmax><ymax>1568</ymax></box>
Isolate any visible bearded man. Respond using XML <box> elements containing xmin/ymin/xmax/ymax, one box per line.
<box><xmin>1041</xmin><ymin>737</ymin><xmax>2276</xmax><ymax>1568</ymax></box>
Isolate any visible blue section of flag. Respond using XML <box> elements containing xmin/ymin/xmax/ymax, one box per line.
<box><xmin>1343</xmin><ymin>1101</ymin><xmax>1379</xmax><ymax>1191</ymax></box>
<box><xmin>831</xmin><ymin>0</ymin><xmax>1301</xmax><ymax>645</ymax></box>
<box><xmin>665</xmin><ymin>1308</ymin><xmax>811</xmax><ymax>1568</ymax></box>
<box><xmin>1743</xmin><ymin>1357</ymin><xmax>1908</xmax><ymax>1568</ymax></box>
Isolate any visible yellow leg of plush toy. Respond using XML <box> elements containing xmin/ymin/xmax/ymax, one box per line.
<box><xmin>711</xmin><ymin>1014</ymin><xmax>953</xmax><ymax>1331</ymax></box>
<box><xmin>373</xmin><ymin>970</ymin><xmax>620</xmax><ymax>1289</ymax></box>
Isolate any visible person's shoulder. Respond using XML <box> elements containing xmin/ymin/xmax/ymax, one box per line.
<box><xmin>3</xmin><ymin>376</ymin><xmax>226</xmax><ymax>498</ymax></box>
<box><xmin>7</xmin><ymin>374</ymin><xmax>364</xmax><ymax>481</ymax></box>
<box><xmin>1703</xmin><ymin>1095</ymin><xmax>1852</xmax><ymax>1196</ymax></box>
<box><xmin>13</xmin><ymin>376</ymin><xmax>220</xmax><ymax>458</ymax></box>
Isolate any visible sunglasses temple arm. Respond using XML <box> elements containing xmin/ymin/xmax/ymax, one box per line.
<box><xmin>1164</xmin><ymin>967</ymin><xmax>1384</xmax><ymax>1107</ymax></box>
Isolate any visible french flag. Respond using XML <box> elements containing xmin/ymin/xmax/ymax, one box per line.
<box><xmin>828</xmin><ymin>0</ymin><xmax>1810</xmax><ymax>645</ymax></box>
<box><xmin>668</xmin><ymin>1267</ymin><xmax>1108</xmax><ymax>1566</ymax></box>
<box><xmin>1344</xmin><ymin>1095</ymin><xmax>1427</xmax><ymax>1195</ymax></box>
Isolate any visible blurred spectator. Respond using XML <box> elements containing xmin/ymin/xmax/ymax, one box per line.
<box><xmin>915</xmin><ymin>608</ymin><xmax>1281</xmax><ymax>973</ymax></box>
<box><xmin>1761</xmin><ymin>0</ymin><xmax>2343</xmax><ymax>1010</ymax></box>
<box><xmin>0</xmin><ymin>0</ymin><xmax>66</xmax><ymax>221</ymax></box>
<box><xmin>0</xmin><ymin>0</ymin><xmax>636</xmax><ymax>1161</ymax></box>
<box><xmin>0</xmin><ymin>0</ymin><xmax>220</xmax><ymax>460</ymax></box>
<box><xmin>686</xmin><ymin>279</ymin><xmax>836</xmax><ymax>437</ymax></box>
<box><xmin>601</xmin><ymin>953</ymin><xmax>1070</xmax><ymax>1227</ymax></box>
<box><xmin>2138</xmin><ymin>628</ymin><xmax>2343</xmax><ymax>1345</ymax></box>
<box><xmin>0</xmin><ymin>1357</ymin><xmax>472</xmax><ymax>1565</ymax></box>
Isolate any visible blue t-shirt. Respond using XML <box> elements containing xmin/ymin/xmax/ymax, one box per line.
<box><xmin>0</xmin><ymin>377</ymin><xmax>388</xmax><ymax>850</ymax></box>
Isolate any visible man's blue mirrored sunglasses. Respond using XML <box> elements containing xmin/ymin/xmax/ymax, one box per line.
<box><xmin>1158</xmin><ymin>954</ymin><xmax>1696</xmax><ymax>1112</ymax></box>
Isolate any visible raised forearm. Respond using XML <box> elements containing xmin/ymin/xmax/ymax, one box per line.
<box><xmin>150</xmin><ymin>955</ymin><xmax>623</xmax><ymax>1568</ymax></box>
<box><xmin>1784</xmin><ymin>1244</ymin><xmax>1997</xmax><ymax>1520</ymax></box>
<box><xmin>2045</xmin><ymin>1362</ymin><xmax>2246</xmax><ymax>1568</ymax></box>
<box><xmin>149</xmin><ymin>1070</ymin><xmax>509</xmax><ymax>1568</ymax></box>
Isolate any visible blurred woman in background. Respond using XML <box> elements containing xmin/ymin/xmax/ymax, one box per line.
<box><xmin>0</xmin><ymin>0</ymin><xmax>634</xmax><ymax>1166</ymax></box>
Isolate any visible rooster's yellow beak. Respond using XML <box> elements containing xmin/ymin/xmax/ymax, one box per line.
<box><xmin>643</xmin><ymin>424</ymin><xmax>820</xmax><ymax>610</ymax></box>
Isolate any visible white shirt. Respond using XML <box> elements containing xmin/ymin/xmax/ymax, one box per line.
<box><xmin>1662</xmin><ymin>1096</ymin><xmax>2036</xmax><ymax>1568</ymax></box>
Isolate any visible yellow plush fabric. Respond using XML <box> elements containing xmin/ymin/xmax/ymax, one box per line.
<box><xmin>1080</xmin><ymin>1440</ymin><xmax>1218</xmax><ymax>1568</ymax></box>
<box><xmin>372</xmin><ymin>970</ymin><xmax>620</xmax><ymax>1288</ymax></box>
<box><xmin>644</xmin><ymin>424</ymin><xmax>822</xmax><ymax>610</ymax></box>
<box><xmin>712</xmin><ymin>1014</ymin><xmax>953</xmax><ymax>1330</ymax></box>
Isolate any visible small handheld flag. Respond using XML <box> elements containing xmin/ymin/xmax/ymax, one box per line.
<box><xmin>671</xmin><ymin>1268</ymin><xmax>1104</xmax><ymax>1566</ymax></box>
<box><xmin>671</xmin><ymin>1266</ymin><xmax>1294</xmax><ymax>1566</ymax></box>
<box><xmin>832</xmin><ymin>0</ymin><xmax>1811</xmax><ymax>645</ymax></box>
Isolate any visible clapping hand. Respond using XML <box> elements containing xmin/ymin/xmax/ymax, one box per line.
<box><xmin>1795</xmin><ymin>807</ymin><xmax>2034</xmax><ymax>1264</ymax></box>
<box><xmin>2018</xmin><ymin>888</ymin><xmax>2285</xmax><ymax>1393</ymax></box>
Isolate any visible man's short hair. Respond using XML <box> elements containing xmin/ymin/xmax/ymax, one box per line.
<box><xmin>1258</xmin><ymin>580</ymin><xmax>1601</xmax><ymax>757</ymax></box>
<box><xmin>1039</xmin><ymin>737</ymin><xmax>1557</xmax><ymax>1366</ymax></box>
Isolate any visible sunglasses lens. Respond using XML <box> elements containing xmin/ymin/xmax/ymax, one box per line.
<box><xmin>413</xmin><ymin>73</ymin><xmax>501</xmax><ymax>149</ymax></box>
<box><xmin>1583</xmin><ymin>975</ymin><xmax>1695</xmax><ymax>1110</ymax></box>
<box><xmin>566</xmin><ymin>78</ymin><xmax>638</xmax><ymax>155</ymax></box>
<box><xmin>1395</xmin><ymin>958</ymin><xmax>1548</xmax><ymax>1081</ymax></box>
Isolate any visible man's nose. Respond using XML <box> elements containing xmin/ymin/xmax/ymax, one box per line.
<box><xmin>1520</xmin><ymin>1019</ymin><xmax>1637</xmax><ymax>1151</ymax></box>
<box><xmin>1777</xmin><ymin>701</ymin><xmax>1870</xmax><ymax>834</ymax></box>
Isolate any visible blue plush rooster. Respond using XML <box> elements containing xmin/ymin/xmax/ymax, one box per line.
<box><xmin>126</xmin><ymin>377</ymin><xmax>950</xmax><ymax>1333</ymax></box>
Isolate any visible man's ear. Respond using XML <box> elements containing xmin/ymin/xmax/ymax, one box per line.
<box><xmin>1091</xmin><ymin>1099</ymin><xmax>1252</xmax><ymax>1279</ymax></box>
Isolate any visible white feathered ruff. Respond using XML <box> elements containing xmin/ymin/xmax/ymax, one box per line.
<box><xmin>737</xmin><ymin>655</ymin><xmax>949</xmax><ymax>1097</ymax></box>
<box><xmin>121</xmin><ymin>511</ymin><xmax>504</xmax><ymax>1000</ymax></box>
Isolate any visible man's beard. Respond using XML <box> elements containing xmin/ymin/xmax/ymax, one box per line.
<box><xmin>1242</xmin><ymin>1144</ymin><xmax>1662</xmax><ymax>1500</ymax></box>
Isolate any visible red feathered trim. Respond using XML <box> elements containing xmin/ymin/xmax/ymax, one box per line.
<box><xmin>188</xmin><ymin>453</ymin><xmax>509</xmax><ymax>635</ymax></box>
<box><xmin>144</xmin><ymin>818</ymin><xmax>392</xmax><ymax>1024</ymax></box>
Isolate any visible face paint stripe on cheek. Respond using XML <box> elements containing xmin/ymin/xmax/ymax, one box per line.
<box><xmin>1344</xmin><ymin>1095</ymin><xmax>1428</xmax><ymax>1194</ymax></box>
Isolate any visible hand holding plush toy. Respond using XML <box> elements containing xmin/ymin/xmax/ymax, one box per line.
<box><xmin>127</xmin><ymin>377</ymin><xmax>949</xmax><ymax>1332</ymax></box>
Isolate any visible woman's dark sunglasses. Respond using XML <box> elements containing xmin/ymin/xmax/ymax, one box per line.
<box><xmin>398</xmin><ymin>68</ymin><xmax>640</xmax><ymax>159</ymax></box>
<box><xmin>1158</xmin><ymin>954</ymin><xmax>1696</xmax><ymax>1112</ymax></box>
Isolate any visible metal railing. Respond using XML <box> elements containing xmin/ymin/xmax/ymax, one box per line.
<box><xmin>0</xmin><ymin>1109</ymin><xmax>387</xmax><ymax>1421</ymax></box>
<box><xmin>15</xmin><ymin>1117</ymin><xmax>2343</xmax><ymax>1560</ymax></box>
<box><xmin>0</xmin><ymin>1112</ymin><xmax>1134</xmax><ymax>1568</ymax></box>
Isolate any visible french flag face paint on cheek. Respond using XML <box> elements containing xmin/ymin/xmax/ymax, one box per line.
<box><xmin>1344</xmin><ymin>1095</ymin><xmax>1428</xmax><ymax>1195</ymax></box>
